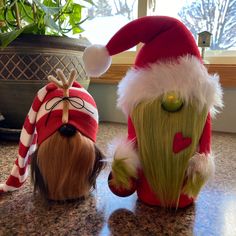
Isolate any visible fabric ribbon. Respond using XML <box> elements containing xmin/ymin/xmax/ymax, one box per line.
<box><xmin>44</xmin><ymin>96</ymin><xmax>94</xmax><ymax>126</ymax></box>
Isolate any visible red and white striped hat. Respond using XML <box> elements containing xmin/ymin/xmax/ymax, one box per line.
<box><xmin>0</xmin><ymin>70</ymin><xmax>98</xmax><ymax>193</ymax></box>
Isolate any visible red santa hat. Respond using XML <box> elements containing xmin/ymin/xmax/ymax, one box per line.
<box><xmin>83</xmin><ymin>16</ymin><xmax>223</xmax><ymax>182</ymax></box>
<box><xmin>83</xmin><ymin>16</ymin><xmax>222</xmax><ymax>115</ymax></box>
<box><xmin>0</xmin><ymin>69</ymin><xmax>98</xmax><ymax>193</ymax></box>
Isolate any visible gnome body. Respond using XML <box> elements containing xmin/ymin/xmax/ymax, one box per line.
<box><xmin>0</xmin><ymin>70</ymin><xmax>104</xmax><ymax>201</ymax></box>
<box><xmin>83</xmin><ymin>16</ymin><xmax>223</xmax><ymax>208</ymax></box>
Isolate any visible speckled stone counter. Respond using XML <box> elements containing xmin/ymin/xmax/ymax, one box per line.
<box><xmin>1</xmin><ymin>122</ymin><xmax>236</xmax><ymax>236</ymax></box>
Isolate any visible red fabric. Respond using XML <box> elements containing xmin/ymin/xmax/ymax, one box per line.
<box><xmin>199</xmin><ymin>113</ymin><xmax>211</xmax><ymax>154</ymax></box>
<box><xmin>173</xmin><ymin>132</ymin><xmax>192</xmax><ymax>153</ymax></box>
<box><xmin>6</xmin><ymin>175</ymin><xmax>24</xmax><ymax>188</ymax></box>
<box><xmin>32</xmin><ymin>94</ymin><xmax>43</xmax><ymax>112</ymax></box>
<box><xmin>72</xmin><ymin>81</ymin><xmax>82</xmax><ymax>88</ymax></box>
<box><xmin>127</xmin><ymin>116</ymin><xmax>137</xmax><ymax>143</ymax></box>
<box><xmin>108</xmin><ymin>170</ymin><xmax>194</xmax><ymax>208</ymax></box>
<box><xmin>35</xmin><ymin>85</ymin><xmax>98</xmax><ymax>144</ymax></box>
<box><xmin>15</xmin><ymin>159</ymin><xmax>29</xmax><ymax>175</ymax></box>
<box><xmin>18</xmin><ymin>142</ymin><xmax>29</xmax><ymax>158</ymax></box>
<box><xmin>136</xmin><ymin>170</ymin><xmax>194</xmax><ymax>208</ymax></box>
<box><xmin>106</xmin><ymin>16</ymin><xmax>201</xmax><ymax>68</ymax></box>
<box><xmin>46</xmin><ymin>83</ymin><xmax>57</xmax><ymax>91</ymax></box>
<box><xmin>23</xmin><ymin>116</ymin><xmax>35</xmax><ymax>134</ymax></box>
<box><xmin>36</xmin><ymin>110</ymin><xmax>98</xmax><ymax>144</ymax></box>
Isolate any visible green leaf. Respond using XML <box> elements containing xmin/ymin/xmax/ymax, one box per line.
<box><xmin>33</xmin><ymin>0</ymin><xmax>62</xmax><ymax>15</ymax></box>
<box><xmin>70</xmin><ymin>17</ymin><xmax>88</xmax><ymax>34</ymax></box>
<box><xmin>4</xmin><ymin>7</ymin><xmax>16</xmax><ymax>24</ymax></box>
<box><xmin>18</xmin><ymin>2</ymin><xmax>34</xmax><ymax>24</ymax></box>
<box><xmin>43</xmin><ymin>0</ymin><xmax>58</xmax><ymax>8</ymax></box>
<box><xmin>44</xmin><ymin>15</ymin><xmax>60</xmax><ymax>32</ymax></box>
<box><xmin>0</xmin><ymin>0</ymin><xmax>91</xmax><ymax>39</ymax></box>
<box><xmin>71</xmin><ymin>3</ymin><xmax>82</xmax><ymax>22</ymax></box>
<box><xmin>22</xmin><ymin>23</ymin><xmax>40</xmax><ymax>34</ymax></box>
<box><xmin>0</xmin><ymin>9</ymin><xmax>5</xmax><ymax>21</ymax></box>
<box><xmin>0</xmin><ymin>29</ymin><xmax>24</xmax><ymax>48</ymax></box>
<box><xmin>66</xmin><ymin>3</ymin><xmax>82</xmax><ymax>34</ymax></box>
<box><xmin>72</xmin><ymin>25</ymin><xmax>82</xmax><ymax>34</ymax></box>
<box><xmin>0</xmin><ymin>23</ymin><xmax>36</xmax><ymax>48</ymax></box>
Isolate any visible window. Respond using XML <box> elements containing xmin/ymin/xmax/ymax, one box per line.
<box><xmin>81</xmin><ymin>0</ymin><xmax>138</xmax><ymax>45</ymax></box>
<box><xmin>152</xmin><ymin>0</ymin><xmax>236</xmax><ymax>64</ymax></box>
<box><xmin>81</xmin><ymin>0</ymin><xmax>236</xmax><ymax>64</ymax></box>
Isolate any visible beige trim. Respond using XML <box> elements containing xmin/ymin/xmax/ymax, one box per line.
<box><xmin>205</xmin><ymin>64</ymin><xmax>236</xmax><ymax>87</ymax></box>
<box><xmin>138</xmin><ymin>0</ymin><xmax>148</xmax><ymax>17</ymax></box>
<box><xmin>91</xmin><ymin>64</ymin><xmax>236</xmax><ymax>88</ymax></box>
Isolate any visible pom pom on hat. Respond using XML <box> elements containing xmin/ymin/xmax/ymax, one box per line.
<box><xmin>83</xmin><ymin>44</ymin><xmax>111</xmax><ymax>77</ymax></box>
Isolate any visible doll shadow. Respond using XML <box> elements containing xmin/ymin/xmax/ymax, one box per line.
<box><xmin>108</xmin><ymin>200</ymin><xmax>196</xmax><ymax>235</ymax></box>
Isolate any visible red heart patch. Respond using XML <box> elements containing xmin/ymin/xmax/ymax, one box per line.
<box><xmin>173</xmin><ymin>132</ymin><xmax>192</xmax><ymax>154</ymax></box>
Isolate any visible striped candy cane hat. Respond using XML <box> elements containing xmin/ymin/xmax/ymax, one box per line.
<box><xmin>0</xmin><ymin>69</ymin><xmax>98</xmax><ymax>193</ymax></box>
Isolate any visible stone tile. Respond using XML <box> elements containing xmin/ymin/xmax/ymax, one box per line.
<box><xmin>0</xmin><ymin>122</ymin><xmax>236</xmax><ymax>236</ymax></box>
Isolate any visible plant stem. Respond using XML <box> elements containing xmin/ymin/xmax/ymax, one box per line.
<box><xmin>0</xmin><ymin>0</ymin><xmax>5</xmax><ymax>7</ymax></box>
<box><xmin>14</xmin><ymin>1</ymin><xmax>21</xmax><ymax>29</ymax></box>
<box><xmin>19</xmin><ymin>0</ymin><xmax>34</xmax><ymax>21</ymax></box>
<box><xmin>32</xmin><ymin>2</ymin><xmax>37</xmax><ymax>21</ymax></box>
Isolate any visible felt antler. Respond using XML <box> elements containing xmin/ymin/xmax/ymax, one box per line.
<box><xmin>48</xmin><ymin>69</ymin><xmax>77</xmax><ymax>124</ymax></box>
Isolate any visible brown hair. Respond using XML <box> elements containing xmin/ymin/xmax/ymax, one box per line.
<box><xmin>31</xmin><ymin>130</ymin><xmax>105</xmax><ymax>201</ymax></box>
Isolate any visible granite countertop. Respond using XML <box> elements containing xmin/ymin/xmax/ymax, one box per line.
<box><xmin>0</xmin><ymin>122</ymin><xmax>236</xmax><ymax>236</ymax></box>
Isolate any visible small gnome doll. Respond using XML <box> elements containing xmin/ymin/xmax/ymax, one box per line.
<box><xmin>0</xmin><ymin>69</ymin><xmax>105</xmax><ymax>201</ymax></box>
<box><xmin>83</xmin><ymin>16</ymin><xmax>223</xmax><ymax>208</ymax></box>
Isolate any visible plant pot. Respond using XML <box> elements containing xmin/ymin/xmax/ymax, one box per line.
<box><xmin>0</xmin><ymin>35</ymin><xmax>90</xmax><ymax>131</ymax></box>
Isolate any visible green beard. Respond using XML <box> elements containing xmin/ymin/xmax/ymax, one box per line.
<box><xmin>131</xmin><ymin>97</ymin><xmax>208</xmax><ymax>207</ymax></box>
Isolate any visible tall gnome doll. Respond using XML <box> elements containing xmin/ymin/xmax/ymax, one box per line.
<box><xmin>83</xmin><ymin>16</ymin><xmax>223</xmax><ymax>208</ymax></box>
<box><xmin>0</xmin><ymin>69</ymin><xmax>105</xmax><ymax>201</ymax></box>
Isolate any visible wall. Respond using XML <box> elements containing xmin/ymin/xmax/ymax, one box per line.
<box><xmin>89</xmin><ymin>84</ymin><xmax>236</xmax><ymax>133</ymax></box>
<box><xmin>88</xmin><ymin>84</ymin><xmax>126</xmax><ymax>123</ymax></box>
<box><xmin>212</xmin><ymin>88</ymin><xmax>236</xmax><ymax>133</ymax></box>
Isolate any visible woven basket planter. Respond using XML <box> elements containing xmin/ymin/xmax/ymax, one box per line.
<box><xmin>0</xmin><ymin>35</ymin><xmax>90</xmax><ymax>131</ymax></box>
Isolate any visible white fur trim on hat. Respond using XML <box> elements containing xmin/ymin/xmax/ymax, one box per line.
<box><xmin>186</xmin><ymin>152</ymin><xmax>215</xmax><ymax>181</ymax></box>
<box><xmin>117</xmin><ymin>55</ymin><xmax>223</xmax><ymax>116</ymax></box>
<box><xmin>107</xmin><ymin>136</ymin><xmax>140</xmax><ymax>172</ymax></box>
<box><xmin>83</xmin><ymin>44</ymin><xmax>112</xmax><ymax>77</ymax></box>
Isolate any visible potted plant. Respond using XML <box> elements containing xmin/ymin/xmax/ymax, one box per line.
<box><xmin>0</xmin><ymin>0</ymin><xmax>93</xmax><ymax>135</ymax></box>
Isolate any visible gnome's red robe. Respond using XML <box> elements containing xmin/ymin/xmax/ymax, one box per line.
<box><xmin>109</xmin><ymin>115</ymin><xmax>212</xmax><ymax>208</ymax></box>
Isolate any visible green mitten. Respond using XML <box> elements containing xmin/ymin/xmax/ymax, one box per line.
<box><xmin>183</xmin><ymin>153</ymin><xmax>215</xmax><ymax>197</ymax></box>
